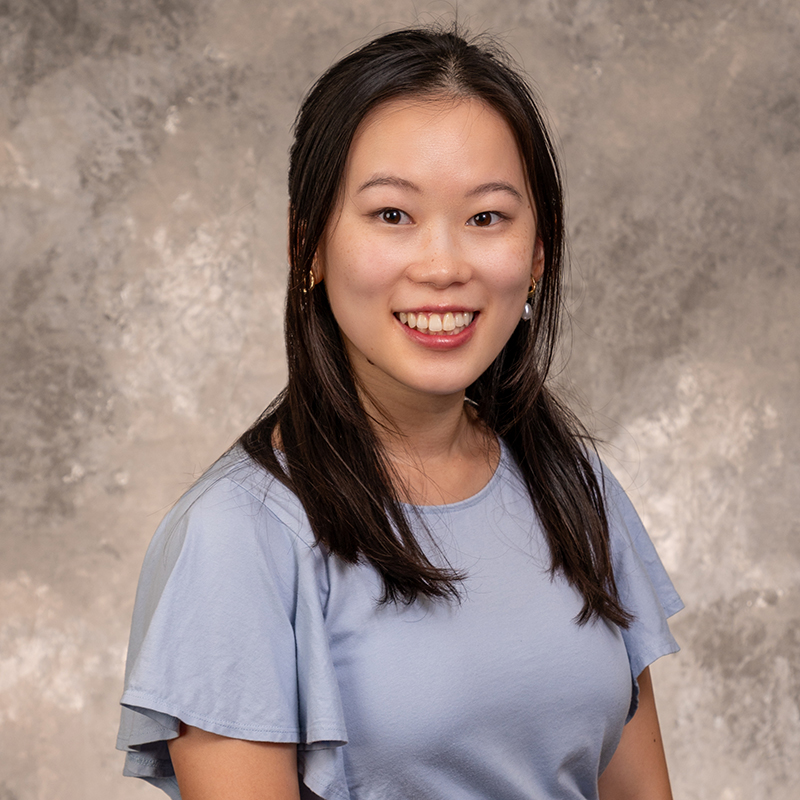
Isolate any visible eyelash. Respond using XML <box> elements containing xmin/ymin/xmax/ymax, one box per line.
<box><xmin>373</xmin><ymin>209</ymin><xmax>508</xmax><ymax>226</ymax></box>
<box><xmin>467</xmin><ymin>211</ymin><xmax>507</xmax><ymax>227</ymax></box>
<box><xmin>374</xmin><ymin>208</ymin><xmax>411</xmax><ymax>225</ymax></box>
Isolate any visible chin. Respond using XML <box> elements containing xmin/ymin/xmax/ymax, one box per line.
<box><xmin>406</xmin><ymin>379</ymin><xmax>478</xmax><ymax>397</ymax></box>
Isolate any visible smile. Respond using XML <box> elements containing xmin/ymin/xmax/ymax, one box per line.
<box><xmin>397</xmin><ymin>310</ymin><xmax>475</xmax><ymax>336</ymax></box>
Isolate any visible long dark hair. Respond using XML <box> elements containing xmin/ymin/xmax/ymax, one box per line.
<box><xmin>240</xmin><ymin>25</ymin><xmax>631</xmax><ymax>627</ymax></box>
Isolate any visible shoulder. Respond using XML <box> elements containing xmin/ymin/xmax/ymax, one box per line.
<box><xmin>587</xmin><ymin>452</ymin><xmax>684</xmax><ymax>618</ymax></box>
<box><xmin>134</xmin><ymin>448</ymin><xmax>320</xmax><ymax>608</ymax></box>
<box><xmin>583</xmin><ymin>451</ymin><xmax>646</xmax><ymax>544</ymax></box>
<box><xmin>160</xmin><ymin>446</ymin><xmax>314</xmax><ymax>549</ymax></box>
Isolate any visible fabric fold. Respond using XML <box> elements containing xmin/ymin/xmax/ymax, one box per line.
<box><xmin>116</xmin><ymin>451</ymin><xmax>350</xmax><ymax>799</ymax></box>
<box><xmin>599</xmin><ymin>462</ymin><xmax>684</xmax><ymax>721</ymax></box>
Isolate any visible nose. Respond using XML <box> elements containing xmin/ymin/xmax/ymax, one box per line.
<box><xmin>407</xmin><ymin>224</ymin><xmax>471</xmax><ymax>288</ymax></box>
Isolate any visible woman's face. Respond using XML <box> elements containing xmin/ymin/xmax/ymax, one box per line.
<box><xmin>318</xmin><ymin>96</ymin><xmax>541</xmax><ymax>407</ymax></box>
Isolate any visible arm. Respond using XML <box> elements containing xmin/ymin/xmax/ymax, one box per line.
<box><xmin>598</xmin><ymin>667</ymin><xmax>674</xmax><ymax>800</ymax></box>
<box><xmin>168</xmin><ymin>723</ymin><xmax>301</xmax><ymax>800</ymax></box>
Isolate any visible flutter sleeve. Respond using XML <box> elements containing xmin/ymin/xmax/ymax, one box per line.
<box><xmin>600</xmin><ymin>462</ymin><xmax>684</xmax><ymax>722</ymax></box>
<box><xmin>116</xmin><ymin>454</ymin><xmax>350</xmax><ymax>800</ymax></box>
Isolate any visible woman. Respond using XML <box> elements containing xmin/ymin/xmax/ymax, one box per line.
<box><xmin>117</xmin><ymin>26</ymin><xmax>682</xmax><ymax>800</ymax></box>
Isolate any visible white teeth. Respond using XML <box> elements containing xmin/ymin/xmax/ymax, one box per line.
<box><xmin>397</xmin><ymin>310</ymin><xmax>475</xmax><ymax>335</ymax></box>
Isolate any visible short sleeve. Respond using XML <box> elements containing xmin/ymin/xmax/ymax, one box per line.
<box><xmin>599</xmin><ymin>463</ymin><xmax>684</xmax><ymax>722</ymax></box>
<box><xmin>116</xmin><ymin>454</ymin><xmax>350</xmax><ymax>800</ymax></box>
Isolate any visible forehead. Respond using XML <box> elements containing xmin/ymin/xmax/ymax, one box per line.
<box><xmin>342</xmin><ymin>96</ymin><xmax>527</xmax><ymax>189</ymax></box>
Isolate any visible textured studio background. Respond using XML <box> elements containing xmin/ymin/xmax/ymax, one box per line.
<box><xmin>1</xmin><ymin>1</ymin><xmax>798</xmax><ymax>798</ymax></box>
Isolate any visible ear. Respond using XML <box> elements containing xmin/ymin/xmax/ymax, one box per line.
<box><xmin>532</xmin><ymin>237</ymin><xmax>545</xmax><ymax>283</ymax></box>
<box><xmin>287</xmin><ymin>203</ymin><xmax>325</xmax><ymax>285</ymax></box>
<box><xmin>312</xmin><ymin>245</ymin><xmax>325</xmax><ymax>284</ymax></box>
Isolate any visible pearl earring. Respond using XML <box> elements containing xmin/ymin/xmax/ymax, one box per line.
<box><xmin>521</xmin><ymin>279</ymin><xmax>537</xmax><ymax>321</ymax></box>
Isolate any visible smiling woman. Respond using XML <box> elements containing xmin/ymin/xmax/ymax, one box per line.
<box><xmin>321</xmin><ymin>97</ymin><xmax>538</xmax><ymax>406</ymax></box>
<box><xmin>117</xmin><ymin>25</ymin><xmax>682</xmax><ymax>800</ymax></box>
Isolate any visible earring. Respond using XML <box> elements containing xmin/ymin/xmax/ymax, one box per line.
<box><xmin>303</xmin><ymin>268</ymin><xmax>316</xmax><ymax>294</ymax></box>
<box><xmin>521</xmin><ymin>279</ymin><xmax>536</xmax><ymax>321</ymax></box>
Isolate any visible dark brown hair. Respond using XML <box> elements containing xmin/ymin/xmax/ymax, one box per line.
<box><xmin>240</xmin><ymin>25</ymin><xmax>631</xmax><ymax>627</ymax></box>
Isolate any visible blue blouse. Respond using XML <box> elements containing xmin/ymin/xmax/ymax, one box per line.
<box><xmin>117</xmin><ymin>443</ymin><xmax>682</xmax><ymax>799</ymax></box>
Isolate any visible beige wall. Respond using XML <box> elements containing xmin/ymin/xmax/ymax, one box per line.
<box><xmin>1</xmin><ymin>1</ymin><xmax>798</xmax><ymax>797</ymax></box>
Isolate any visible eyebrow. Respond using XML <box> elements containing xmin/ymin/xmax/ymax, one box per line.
<box><xmin>356</xmin><ymin>175</ymin><xmax>523</xmax><ymax>202</ymax></box>
<box><xmin>466</xmin><ymin>181</ymin><xmax>524</xmax><ymax>201</ymax></box>
<box><xmin>356</xmin><ymin>175</ymin><xmax>421</xmax><ymax>194</ymax></box>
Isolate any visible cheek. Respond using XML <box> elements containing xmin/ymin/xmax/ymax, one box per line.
<box><xmin>487</xmin><ymin>255</ymin><xmax>535</xmax><ymax>296</ymax></box>
<box><xmin>326</xmin><ymin>265</ymin><xmax>394</xmax><ymax>310</ymax></box>
<box><xmin>325</xmin><ymin>236</ymin><xmax>404</xmax><ymax>299</ymax></box>
<box><xmin>324</xmin><ymin>260</ymin><xmax>396</xmax><ymax>341</ymax></box>
<box><xmin>477</xmin><ymin>235</ymin><xmax>536</xmax><ymax>288</ymax></box>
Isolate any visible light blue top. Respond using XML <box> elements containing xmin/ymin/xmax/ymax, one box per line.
<box><xmin>117</xmin><ymin>443</ymin><xmax>682</xmax><ymax>800</ymax></box>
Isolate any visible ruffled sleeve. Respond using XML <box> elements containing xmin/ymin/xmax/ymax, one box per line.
<box><xmin>116</xmin><ymin>452</ymin><xmax>350</xmax><ymax>800</ymax></box>
<box><xmin>600</xmin><ymin>462</ymin><xmax>684</xmax><ymax>722</ymax></box>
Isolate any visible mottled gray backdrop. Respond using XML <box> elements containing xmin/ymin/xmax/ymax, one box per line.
<box><xmin>1</xmin><ymin>0</ymin><xmax>798</xmax><ymax>798</ymax></box>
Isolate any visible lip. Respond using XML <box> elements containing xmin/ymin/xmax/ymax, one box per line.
<box><xmin>395</xmin><ymin>310</ymin><xmax>479</xmax><ymax>350</ymax></box>
<box><xmin>395</xmin><ymin>306</ymin><xmax>477</xmax><ymax>314</ymax></box>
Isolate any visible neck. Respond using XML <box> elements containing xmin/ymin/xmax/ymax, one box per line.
<box><xmin>367</xmin><ymin>388</ymin><xmax>465</xmax><ymax>450</ymax></box>
<box><xmin>358</xmin><ymin>386</ymin><xmax>499</xmax><ymax>505</ymax></box>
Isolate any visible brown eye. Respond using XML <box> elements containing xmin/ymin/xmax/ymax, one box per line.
<box><xmin>470</xmin><ymin>211</ymin><xmax>503</xmax><ymax>227</ymax></box>
<box><xmin>382</xmin><ymin>209</ymin><xmax>404</xmax><ymax>224</ymax></box>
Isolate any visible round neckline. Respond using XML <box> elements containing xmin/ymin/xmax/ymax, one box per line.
<box><xmin>403</xmin><ymin>439</ymin><xmax>510</xmax><ymax>514</ymax></box>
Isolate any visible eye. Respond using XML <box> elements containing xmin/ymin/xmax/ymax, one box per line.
<box><xmin>378</xmin><ymin>208</ymin><xmax>411</xmax><ymax>225</ymax></box>
<box><xmin>468</xmin><ymin>211</ymin><xmax>505</xmax><ymax>227</ymax></box>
